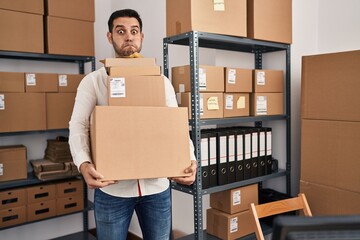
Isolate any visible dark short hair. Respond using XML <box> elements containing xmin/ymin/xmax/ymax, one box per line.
<box><xmin>108</xmin><ymin>9</ymin><xmax>143</xmax><ymax>33</ymax></box>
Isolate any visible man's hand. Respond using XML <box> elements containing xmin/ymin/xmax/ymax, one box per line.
<box><xmin>79</xmin><ymin>162</ymin><xmax>117</xmax><ymax>189</ymax></box>
<box><xmin>170</xmin><ymin>160</ymin><xmax>197</xmax><ymax>186</ymax></box>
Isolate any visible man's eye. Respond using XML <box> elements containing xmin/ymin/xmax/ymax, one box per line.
<box><xmin>131</xmin><ymin>30</ymin><xmax>138</xmax><ymax>34</ymax></box>
<box><xmin>117</xmin><ymin>30</ymin><xmax>125</xmax><ymax>34</ymax></box>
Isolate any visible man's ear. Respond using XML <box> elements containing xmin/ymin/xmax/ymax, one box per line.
<box><xmin>107</xmin><ymin>32</ymin><xmax>113</xmax><ymax>44</ymax></box>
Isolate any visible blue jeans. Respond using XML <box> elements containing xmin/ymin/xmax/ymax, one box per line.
<box><xmin>94</xmin><ymin>187</ymin><xmax>171</xmax><ymax>240</ymax></box>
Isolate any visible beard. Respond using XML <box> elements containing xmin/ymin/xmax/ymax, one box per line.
<box><xmin>113</xmin><ymin>41</ymin><xmax>142</xmax><ymax>57</ymax></box>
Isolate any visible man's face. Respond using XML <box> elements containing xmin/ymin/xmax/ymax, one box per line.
<box><xmin>107</xmin><ymin>17</ymin><xmax>144</xmax><ymax>57</ymax></box>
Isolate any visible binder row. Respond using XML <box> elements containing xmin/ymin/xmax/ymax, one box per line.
<box><xmin>195</xmin><ymin>127</ymin><xmax>273</xmax><ymax>189</ymax></box>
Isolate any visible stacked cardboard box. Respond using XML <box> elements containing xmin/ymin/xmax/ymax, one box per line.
<box><xmin>300</xmin><ymin>50</ymin><xmax>360</xmax><ymax>215</ymax></box>
<box><xmin>0</xmin><ymin>72</ymin><xmax>83</xmax><ymax>132</ymax></box>
<box><xmin>166</xmin><ymin>0</ymin><xmax>292</xmax><ymax>44</ymax></box>
<box><xmin>0</xmin><ymin>0</ymin><xmax>44</xmax><ymax>53</ymax></box>
<box><xmin>0</xmin><ymin>145</ymin><xmax>27</xmax><ymax>182</ymax></box>
<box><xmin>0</xmin><ymin>179</ymin><xmax>84</xmax><ymax>227</ymax></box>
<box><xmin>206</xmin><ymin>184</ymin><xmax>258</xmax><ymax>239</ymax></box>
<box><xmin>90</xmin><ymin>58</ymin><xmax>192</xmax><ymax>181</ymax></box>
<box><xmin>45</xmin><ymin>0</ymin><xmax>95</xmax><ymax>56</ymax></box>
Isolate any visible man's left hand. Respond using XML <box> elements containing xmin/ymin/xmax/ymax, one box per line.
<box><xmin>170</xmin><ymin>160</ymin><xmax>197</xmax><ymax>186</ymax></box>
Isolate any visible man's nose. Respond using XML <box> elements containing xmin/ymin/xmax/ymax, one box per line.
<box><xmin>125</xmin><ymin>32</ymin><xmax>133</xmax><ymax>41</ymax></box>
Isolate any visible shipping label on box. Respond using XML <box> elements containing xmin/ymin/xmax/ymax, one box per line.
<box><xmin>90</xmin><ymin>106</ymin><xmax>192</xmax><ymax>181</ymax></box>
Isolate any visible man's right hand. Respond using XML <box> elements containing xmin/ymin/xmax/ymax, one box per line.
<box><xmin>79</xmin><ymin>162</ymin><xmax>117</xmax><ymax>189</ymax></box>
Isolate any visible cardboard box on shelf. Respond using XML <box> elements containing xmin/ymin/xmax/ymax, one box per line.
<box><xmin>207</xmin><ymin>208</ymin><xmax>254</xmax><ymax>240</ymax></box>
<box><xmin>101</xmin><ymin>58</ymin><xmax>156</xmax><ymax>67</ymax></box>
<box><xmin>25</xmin><ymin>73</ymin><xmax>58</xmax><ymax>93</ymax></box>
<box><xmin>58</xmin><ymin>74</ymin><xmax>84</xmax><ymax>93</ymax></box>
<box><xmin>224</xmin><ymin>68</ymin><xmax>252</xmax><ymax>93</ymax></box>
<box><xmin>90</xmin><ymin>106</ymin><xmax>192</xmax><ymax>181</ymax></box>
<box><xmin>301</xmin><ymin>50</ymin><xmax>360</xmax><ymax>121</ymax></box>
<box><xmin>223</xmin><ymin>93</ymin><xmax>249</xmax><ymax>118</ymax></box>
<box><xmin>0</xmin><ymin>72</ymin><xmax>25</xmax><ymax>93</ymax></box>
<box><xmin>107</xmin><ymin>76</ymin><xmax>166</xmax><ymax>107</ymax></box>
<box><xmin>56</xmin><ymin>195</ymin><xmax>84</xmax><ymax>215</ymax></box>
<box><xmin>108</xmin><ymin>66</ymin><xmax>161</xmax><ymax>77</ymax></box>
<box><xmin>300</xmin><ymin>180</ymin><xmax>360</xmax><ymax>216</ymax></box>
<box><xmin>172</xmin><ymin>65</ymin><xmax>224</xmax><ymax>93</ymax></box>
<box><xmin>177</xmin><ymin>92</ymin><xmax>224</xmax><ymax>119</ymax></box>
<box><xmin>46</xmin><ymin>0</ymin><xmax>95</xmax><ymax>22</ymax></box>
<box><xmin>0</xmin><ymin>145</ymin><xmax>27</xmax><ymax>182</ymax></box>
<box><xmin>0</xmin><ymin>206</ymin><xmax>26</xmax><ymax>228</ymax></box>
<box><xmin>0</xmin><ymin>9</ymin><xmax>43</xmax><ymax>53</ymax></box>
<box><xmin>301</xmin><ymin>119</ymin><xmax>360</xmax><ymax>193</ymax></box>
<box><xmin>247</xmin><ymin>0</ymin><xmax>292</xmax><ymax>44</ymax></box>
<box><xmin>0</xmin><ymin>0</ymin><xmax>43</xmax><ymax>14</ymax></box>
<box><xmin>46</xmin><ymin>16</ymin><xmax>94</xmax><ymax>56</ymax></box>
<box><xmin>250</xmin><ymin>93</ymin><xmax>283</xmax><ymax>116</ymax></box>
<box><xmin>0</xmin><ymin>188</ymin><xmax>27</xmax><ymax>210</ymax></box>
<box><xmin>166</xmin><ymin>0</ymin><xmax>247</xmax><ymax>38</ymax></box>
<box><xmin>56</xmin><ymin>179</ymin><xmax>83</xmax><ymax>198</ymax></box>
<box><xmin>253</xmin><ymin>69</ymin><xmax>284</xmax><ymax>93</ymax></box>
<box><xmin>0</xmin><ymin>93</ymin><xmax>46</xmax><ymax>132</ymax></box>
<box><xmin>46</xmin><ymin>93</ymin><xmax>76</xmax><ymax>130</ymax></box>
<box><xmin>26</xmin><ymin>184</ymin><xmax>56</xmax><ymax>204</ymax></box>
<box><xmin>27</xmin><ymin>199</ymin><xmax>56</xmax><ymax>221</ymax></box>
<box><xmin>210</xmin><ymin>184</ymin><xmax>258</xmax><ymax>214</ymax></box>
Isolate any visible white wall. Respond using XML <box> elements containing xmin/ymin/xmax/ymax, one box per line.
<box><xmin>1</xmin><ymin>0</ymin><xmax>359</xmax><ymax>239</ymax></box>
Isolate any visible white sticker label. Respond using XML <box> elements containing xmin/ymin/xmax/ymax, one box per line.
<box><xmin>176</xmin><ymin>93</ymin><xmax>182</xmax><ymax>105</ymax></box>
<box><xmin>256</xmin><ymin>96</ymin><xmax>267</xmax><ymax>115</ymax></box>
<box><xmin>0</xmin><ymin>94</ymin><xmax>4</xmax><ymax>110</ymax></box>
<box><xmin>0</xmin><ymin>163</ymin><xmax>3</xmax><ymax>176</ymax></box>
<box><xmin>230</xmin><ymin>217</ymin><xmax>238</xmax><ymax>233</ymax></box>
<box><xmin>233</xmin><ymin>190</ymin><xmax>241</xmax><ymax>206</ymax></box>
<box><xmin>225</xmin><ymin>95</ymin><xmax>234</xmax><ymax>109</ymax></box>
<box><xmin>200</xmin><ymin>94</ymin><xmax>204</xmax><ymax>115</ymax></box>
<box><xmin>228</xmin><ymin>69</ymin><xmax>236</xmax><ymax>84</ymax></box>
<box><xmin>179</xmin><ymin>84</ymin><xmax>185</xmax><ymax>93</ymax></box>
<box><xmin>110</xmin><ymin>77</ymin><xmax>126</xmax><ymax>98</ymax></box>
<box><xmin>214</xmin><ymin>0</ymin><xmax>225</xmax><ymax>11</ymax></box>
<box><xmin>257</xmin><ymin>71</ymin><xmax>266</xmax><ymax>85</ymax></box>
<box><xmin>26</xmin><ymin>73</ymin><xmax>36</xmax><ymax>86</ymax></box>
<box><xmin>199</xmin><ymin>68</ymin><xmax>207</xmax><ymax>90</ymax></box>
<box><xmin>58</xmin><ymin>74</ymin><xmax>68</xmax><ymax>87</ymax></box>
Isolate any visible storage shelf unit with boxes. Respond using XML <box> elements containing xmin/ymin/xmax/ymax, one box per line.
<box><xmin>0</xmin><ymin>0</ymin><xmax>95</xmax><ymax>237</ymax></box>
<box><xmin>165</xmin><ymin>0</ymin><xmax>292</xmax><ymax>239</ymax></box>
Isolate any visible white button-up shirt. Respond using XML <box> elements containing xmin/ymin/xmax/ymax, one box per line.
<box><xmin>69</xmin><ymin>67</ymin><xmax>196</xmax><ymax>197</ymax></box>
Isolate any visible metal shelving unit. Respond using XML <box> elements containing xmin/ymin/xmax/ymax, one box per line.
<box><xmin>0</xmin><ymin>50</ymin><xmax>95</xmax><ymax>238</ymax></box>
<box><xmin>163</xmin><ymin>31</ymin><xmax>291</xmax><ymax>240</ymax></box>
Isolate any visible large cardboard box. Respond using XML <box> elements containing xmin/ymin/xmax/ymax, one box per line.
<box><xmin>224</xmin><ymin>68</ymin><xmax>252</xmax><ymax>93</ymax></box>
<box><xmin>0</xmin><ymin>0</ymin><xmax>43</xmax><ymax>14</ymax></box>
<box><xmin>207</xmin><ymin>208</ymin><xmax>254</xmax><ymax>240</ymax></box>
<box><xmin>58</xmin><ymin>74</ymin><xmax>84</xmax><ymax>93</ymax></box>
<box><xmin>301</xmin><ymin>50</ymin><xmax>360</xmax><ymax>121</ymax></box>
<box><xmin>107</xmin><ymin>76</ymin><xmax>166</xmax><ymax>107</ymax></box>
<box><xmin>300</xmin><ymin>180</ymin><xmax>360</xmax><ymax>216</ymax></box>
<box><xmin>223</xmin><ymin>93</ymin><xmax>250</xmax><ymax>118</ymax></box>
<box><xmin>210</xmin><ymin>184</ymin><xmax>258</xmax><ymax>214</ymax></box>
<box><xmin>301</xmin><ymin>119</ymin><xmax>360</xmax><ymax>193</ymax></box>
<box><xmin>172</xmin><ymin>65</ymin><xmax>224</xmax><ymax>93</ymax></box>
<box><xmin>26</xmin><ymin>184</ymin><xmax>56</xmax><ymax>204</ymax></box>
<box><xmin>101</xmin><ymin>58</ymin><xmax>156</xmax><ymax>67</ymax></box>
<box><xmin>253</xmin><ymin>69</ymin><xmax>284</xmax><ymax>93</ymax></box>
<box><xmin>166</xmin><ymin>0</ymin><xmax>247</xmax><ymax>37</ymax></box>
<box><xmin>56</xmin><ymin>195</ymin><xmax>84</xmax><ymax>215</ymax></box>
<box><xmin>108</xmin><ymin>66</ymin><xmax>161</xmax><ymax>77</ymax></box>
<box><xmin>0</xmin><ymin>9</ymin><xmax>44</xmax><ymax>53</ymax></box>
<box><xmin>250</xmin><ymin>93</ymin><xmax>284</xmax><ymax>116</ymax></box>
<box><xmin>46</xmin><ymin>93</ymin><xmax>76</xmax><ymax>130</ymax></box>
<box><xmin>247</xmin><ymin>0</ymin><xmax>292</xmax><ymax>44</ymax></box>
<box><xmin>27</xmin><ymin>199</ymin><xmax>56</xmax><ymax>221</ymax></box>
<box><xmin>25</xmin><ymin>73</ymin><xmax>58</xmax><ymax>93</ymax></box>
<box><xmin>0</xmin><ymin>145</ymin><xmax>27</xmax><ymax>182</ymax></box>
<box><xmin>0</xmin><ymin>72</ymin><xmax>25</xmax><ymax>92</ymax></box>
<box><xmin>46</xmin><ymin>0</ymin><xmax>95</xmax><ymax>22</ymax></box>
<box><xmin>0</xmin><ymin>206</ymin><xmax>26</xmax><ymax>228</ymax></box>
<box><xmin>90</xmin><ymin>106</ymin><xmax>192</xmax><ymax>180</ymax></box>
<box><xmin>0</xmin><ymin>188</ymin><xmax>27</xmax><ymax>210</ymax></box>
<box><xmin>177</xmin><ymin>92</ymin><xmax>224</xmax><ymax>119</ymax></box>
<box><xmin>46</xmin><ymin>16</ymin><xmax>94</xmax><ymax>56</ymax></box>
<box><xmin>0</xmin><ymin>93</ymin><xmax>46</xmax><ymax>132</ymax></box>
